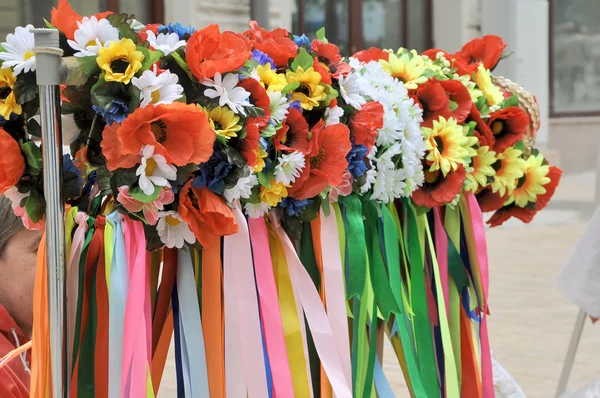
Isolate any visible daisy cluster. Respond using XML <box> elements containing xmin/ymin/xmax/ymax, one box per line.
<box><xmin>0</xmin><ymin>0</ymin><xmax>562</xmax><ymax>251</ymax></box>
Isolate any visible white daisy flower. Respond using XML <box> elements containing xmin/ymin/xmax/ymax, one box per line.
<box><xmin>203</xmin><ymin>72</ymin><xmax>252</xmax><ymax>115</ymax></box>
<box><xmin>146</xmin><ymin>31</ymin><xmax>186</xmax><ymax>56</ymax></box>
<box><xmin>67</xmin><ymin>16</ymin><xmax>119</xmax><ymax>58</ymax></box>
<box><xmin>0</xmin><ymin>25</ymin><xmax>36</xmax><ymax>76</ymax></box>
<box><xmin>132</xmin><ymin>67</ymin><xmax>184</xmax><ymax>107</ymax></box>
<box><xmin>325</xmin><ymin>105</ymin><xmax>344</xmax><ymax>126</ymax></box>
<box><xmin>244</xmin><ymin>202</ymin><xmax>271</xmax><ymax>219</ymax></box>
<box><xmin>136</xmin><ymin>145</ymin><xmax>177</xmax><ymax>195</ymax></box>
<box><xmin>157</xmin><ymin>211</ymin><xmax>196</xmax><ymax>249</ymax></box>
<box><xmin>223</xmin><ymin>171</ymin><xmax>258</xmax><ymax>203</ymax></box>
<box><xmin>274</xmin><ymin>151</ymin><xmax>305</xmax><ymax>186</ymax></box>
<box><xmin>338</xmin><ymin>72</ymin><xmax>366</xmax><ymax>110</ymax></box>
<box><xmin>268</xmin><ymin>91</ymin><xmax>289</xmax><ymax>124</ymax></box>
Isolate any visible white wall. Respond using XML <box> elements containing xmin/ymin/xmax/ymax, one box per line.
<box><xmin>432</xmin><ymin>0</ymin><xmax>480</xmax><ymax>52</ymax></box>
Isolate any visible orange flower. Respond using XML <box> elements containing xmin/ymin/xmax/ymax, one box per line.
<box><xmin>101</xmin><ymin>122</ymin><xmax>141</xmax><ymax>171</ymax></box>
<box><xmin>349</xmin><ymin>101</ymin><xmax>384</xmax><ymax>152</ymax></box>
<box><xmin>186</xmin><ymin>24</ymin><xmax>252</xmax><ymax>80</ymax></box>
<box><xmin>240</xmin><ymin>122</ymin><xmax>260</xmax><ymax>167</ymax></box>
<box><xmin>454</xmin><ymin>35</ymin><xmax>507</xmax><ymax>72</ymax></box>
<box><xmin>487</xmin><ymin>107</ymin><xmax>529</xmax><ymax>153</ymax></box>
<box><xmin>0</xmin><ymin>128</ymin><xmax>25</xmax><ymax>195</ymax></box>
<box><xmin>274</xmin><ymin>108</ymin><xmax>310</xmax><ymax>154</ymax></box>
<box><xmin>238</xmin><ymin>78</ymin><xmax>270</xmax><ymax>129</ymax></box>
<box><xmin>288</xmin><ymin>123</ymin><xmax>351</xmax><ymax>200</ymax></box>
<box><xmin>244</xmin><ymin>22</ymin><xmax>298</xmax><ymax>68</ymax></box>
<box><xmin>179</xmin><ymin>181</ymin><xmax>238</xmax><ymax>247</ymax></box>
<box><xmin>51</xmin><ymin>0</ymin><xmax>112</xmax><ymax>40</ymax></box>
<box><xmin>353</xmin><ymin>47</ymin><xmax>389</xmax><ymax>63</ymax></box>
<box><xmin>117</xmin><ymin>103</ymin><xmax>216</xmax><ymax>166</ymax></box>
<box><xmin>412</xmin><ymin>165</ymin><xmax>466</xmax><ymax>208</ymax></box>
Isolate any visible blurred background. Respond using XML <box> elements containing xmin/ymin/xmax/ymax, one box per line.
<box><xmin>4</xmin><ymin>0</ymin><xmax>600</xmax><ymax>396</ymax></box>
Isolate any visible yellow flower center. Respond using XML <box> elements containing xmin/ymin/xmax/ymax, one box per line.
<box><xmin>150</xmin><ymin>90</ymin><xmax>161</xmax><ymax>104</ymax></box>
<box><xmin>146</xmin><ymin>158</ymin><xmax>158</xmax><ymax>176</ymax></box>
<box><xmin>424</xmin><ymin>169</ymin><xmax>441</xmax><ymax>184</ymax></box>
<box><xmin>24</xmin><ymin>51</ymin><xmax>35</xmax><ymax>61</ymax></box>
<box><xmin>86</xmin><ymin>40</ymin><xmax>97</xmax><ymax>48</ymax></box>
<box><xmin>165</xmin><ymin>215</ymin><xmax>181</xmax><ymax>227</ymax></box>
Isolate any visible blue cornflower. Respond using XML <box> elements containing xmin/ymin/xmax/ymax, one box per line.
<box><xmin>289</xmin><ymin>100</ymin><xmax>302</xmax><ymax>112</ymax></box>
<box><xmin>63</xmin><ymin>154</ymin><xmax>84</xmax><ymax>199</ymax></box>
<box><xmin>252</xmin><ymin>50</ymin><xmax>275</xmax><ymax>68</ymax></box>
<box><xmin>158</xmin><ymin>23</ymin><xmax>196</xmax><ymax>39</ymax></box>
<box><xmin>346</xmin><ymin>143</ymin><xmax>368</xmax><ymax>178</ymax></box>
<box><xmin>281</xmin><ymin>197</ymin><xmax>312</xmax><ymax>216</ymax></box>
<box><xmin>293</xmin><ymin>34</ymin><xmax>312</xmax><ymax>52</ymax></box>
<box><xmin>193</xmin><ymin>150</ymin><xmax>233</xmax><ymax>195</ymax></box>
<box><xmin>92</xmin><ymin>100</ymin><xmax>129</xmax><ymax>125</ymax></box>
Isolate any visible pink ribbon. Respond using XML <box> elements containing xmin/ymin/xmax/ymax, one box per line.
<box><xmin>433</xmin><ymin>208</ymin><xmax>450</xmax><ymax>317</ymax></box>
<box><xmin>248</xmin><ymin>217</ymin><xmax>295</xmax><ymax>398</ymax></box>
<box><xmin>271</xmin><ymin>213</ymin><xmax>352</xmax><ymax>398</ymax></box>
<box><xmin>224</xmin><ymin>206</ymin><xmax>269</xmax><ymax>398</ymax></box>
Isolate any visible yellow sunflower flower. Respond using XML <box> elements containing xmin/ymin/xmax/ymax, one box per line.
<box><xmin>423</xmin><ymin>116</ymin><xmax>477</xmax><ymax>177</ymax></box>
<box><xmin>202</xmin><ymin>106</ymin><xmax>242</xmax><ymax>139</ymax></box>
<box><xmin>256</xmin><ymin>63</ymin><xmax>287</xmax><ymax>92</ymax></box>
<box><xmin>253</xmin><ymin>146</ymin><xmax>268</xmax><ymax>173</ymax></box>
<box><xmin>0</xmin><ymin>68</ymin><xmax>21</xmax><ymax>119</ymax></box>
<box><xmin>286</xmin><ymin>66</ymin><xmax>327</xmax><ymax>110</ymax></box>
<box><xmin>466</xmin><ymin>146</ymin><xmax>497</xmax><ymax>192</ymax></box>
<box><xmin>475</xmin><ymin>64</ymin><xmax>504</xmax><ymax>106</ymax></box>
<box><xmin>260</xmin><ymin>180</ymin><xmax>288</xmax><ymax>206</ymax></box>
<box><xmin>505</xmin><ymin>153</ymin><xmax>551</xmax><ymax>208</ymax></box>
<box><xmin>97</xmin><ymin>38</ymin><xmax>144</xmax><ymax>84</ymax></box>
<box><xmin>380</xmin><ymin>50</ymin><xmax>428</xmax><ymax>89</ymax></box>
<box><xmin>491</xmin><ymin>147</ymin><xmax>526</xmax><ymax>197</ymax></box>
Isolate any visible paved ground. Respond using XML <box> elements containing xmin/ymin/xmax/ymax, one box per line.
<box><xmin>158</xmin><ymin>171</ymin><xmax>599</xmax><ymax>397</ymax></box>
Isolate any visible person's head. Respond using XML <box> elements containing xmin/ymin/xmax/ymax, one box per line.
<box><xmin>0</xmin><ymin>195</ymin><xmax>41</xmax><ymax>337</ymax></box>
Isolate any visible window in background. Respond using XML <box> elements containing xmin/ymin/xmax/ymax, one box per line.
<box><xmin>551</xmin><ymin>0</ymin><xmax>600</xmax><ymax>115</ymax></box>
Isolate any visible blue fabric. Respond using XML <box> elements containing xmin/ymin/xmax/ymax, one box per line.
<box><xmin>374</xmin><ymin>356</ymin><xmax>396</xmax><ymax>398</ymax></box>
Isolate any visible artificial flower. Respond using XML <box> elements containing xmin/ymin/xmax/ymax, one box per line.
<box><xmin>280</xmin><ymin>197</ymin><xmax>312</xmax><ymax>216</ymax></box>
<box><xmin>67</xmin><ymin>16</ymin><xmax>120</xmax><ymax>57</ymax></box>
<box><xmin>346</xmin><ymin>142</ymin><xmax>368</xmax><ymax>178</ymax></box>
<box><xmin>253</xmin><ymin>146</ymin><xmax>268</xmax><ymax>172</ymax></box>
<box><xmin>193</xmin><ymin>150</ymin><xmax>233</xmax><ymax>195</ymax></box>
<box><xmin>63</xmin><ymin>154</ymin><xmax>84</xmax><ymax>200</ymax></box>
<box><xmin>380</xmin><ymin>51</ymin><xmax>428</xmax><ymax>89</ymax></box>
<box><xmin>244</xmin><ymin>201</ymin><xmax>271</xmax><ymax>219</ymax></box>
<box><xmin>490</xmin><ymin>147</ymin><xmax>525</xmax><ymax>197</ymax></box>
<box><xmin>274</xmin><ymin>108</ymin><xmax>310</xmax><ymax>153</ymax></box>
<box><xmin>136</xmin><ymin>145</ymin><xmax>177</xmax><ymax>195</ymax></box>
<box><xmin>260</xmin><ymin>181</ymin><xmax>288</xmax><ymax>206</ymax></box>
<box><xmin>370</xmin><ymin>143</ymin><xmax>406</xmax><ymax>203</ymax></box>
<box><xmin>294</xmin><ymin>34</ymin><xmax>312</xmax><ymax>50</ymax></box>
<box><xmin>137</xmin><ymin>24</ymin><xmax>161</xmax><ymax>42</ymax></box>
<box><xmin>329</xmin><ymin>170</ymin><xmax>354</xmax><ymax>202</ymax></box>
<box><xmin>202</xmin><ymin>106</ymin><xmax>242</xmax><ymax>139</ymax></box>
<box><xmin>268</xmin><ymin>91</ymin><xmax>290</xmax><ymax>124</ymax></box>
<box><xmin>186</xmin><ymin>24</ymin><xmax>251</xmax><ymax>80</ymax></box>
<box><xmin>465</xmin><ymin>146</ymin><xmax>496</xmax><ymax>193</ymax></box>
<box><xmin>244</xmin><ymin>22</ymin><xmax>298</xmax><ymax>67</ymax></box>
<box><xmin>475</xmin><ymin>64</ymin><xmax>504</xmax><ymax>106</ymax></box>
<box><xmin>132</xmin><ymin>67</ymin><xmax>184</xmax><ymax>107</ymax></box>
<box><xmin>0</xmin><ymin>25</ymin><xmax>36</xmax><ymax>76</ymax></box>
<box><xmin>92</xmin><ymin>100</ymin><xmax>129</xmax><ymax>125</ymax></box>
<box><xmin>238</xmin><ymin>77</ymin><xmax>271</xmax><ymax>128</ymax></box>
<box><xmin>96</xmin><ymin>38</ymin><xmax>144</xmax><ymax>84</ymax></box>
<box><xmin>422</xmin><ymin>116</ymin><xmax>477</xmax><ymax>176</ymax></box>
<box><xmin>467</xmin><ymin>102</ymin><xmax>495</xmax><ymax>147</ymax></box>
<box><xmin>101</xmin><ymin>122</ymin><xmax>141</xmax><ymax>171</ymax></box>
<box><xmin>412</xmin><ymin>164</ymin><xmax>466</xmax><ymax>208</ymax></box>
<box><xmin>505</xmin><ymin>153</ymin><xmax>550</xmax><ymax>208</ymax></box>
<box><xmin>274</xmin><ymin>151</ymin><xmax>305</xmax><ymax>185</ymax></box>
<box><xmin>477</xmin><ymin>187</ymin><xmax>507</xmax><ymax>213</ymax></box>
<box><xmin>412</xmin><ymin>79</ymin><xmax>452</xmax><ymax>128</ymax></box>
<box><xmin>454</xmin><ymin>35</ymin><xmax>507</xmax><ymax>72</ymax></box>
<box><xmin>312</xmin><ymin>40</ymin><xmax>351</xmax><ymax>78</ymax></box>
<box><xmin>0</xmin><ymin>127</ymin><xmax>24</xmax><ymax>194</ymax></box>
<box><xmin>487</xmin><ymin>106</ymin><xmax>529</xmax><ymax>153</ymax></box>
<box><xmin>325</xmin><ymin>105</ymin><xmax>344</xmax><ymax>126</ymax></box>
<box><xmin>117</xmin><ymin>186</ymin><xmax>175</xmax><ymax>225</ymax></box>
<box><xmin>0</xmin><ymin>68</ymin><xmax>21</xmax><ymax>119</ymax></box>
<box><xmin>50</xmin><ymin>0</ymin><xmax>112</xmax><ymax>40</ymax></box>
<box><xmin>338</xmin><ymin>72</ymin><xmax>366</xmax><ymax>110</ymax></box>
<box><xmin>146</xmin><ymin>31</ymin><xmax>186</xmax><ymax>56</ymax></box>
<box><xmin>286</xmin><ymin>67</ymin><xmax>328</xmax><ymax>110</ymax></box>
<box><xmin>255</xmin><ymin>64</ymin><xmax>287</xmax><ymax>92</ymax></box>
<box><xmin>349</xmin><ymin>101</ymin><xmax>384</xmax><ymax>152</ymax></box>
<box><xmin>156</xmin><ymin>211</ymin><xmax>196</xmax><ymax>248</ymax></box>
<box><xmin>179</xmin><ymin>181</ymin><xmax>238</xmax><ymax>247</ymax></box>
<box><xmin>223</xmin><ymin>171</ymin><xmax>258</xmax><ymax>202</ymax></box>
<box><xmin>203</xmin><ymin>72</ymin><xmax>252</xmax><ymax>115</ymax></box>
<box><xmin>353</xmin><ymin>47</ymin><xmax>389</xmax><ymax>63</ymax></box>
<box><xmin>117</xmin><ymin>102</ymin><xmax>216</xmax><ymax>166</ymax></box>
<box><xmin>288</xmin><ymin>123</ymin><xmax>351</xmax><ymax>200</ymax></box>
<box><xmin>534</xmin><ymin>165</ymin><xmax>562</xmax><ymax>212</ymax></box>
<box><xmin>251</xmin><ymin>49</ymin><xmax>275</xmax><ymax>67</ymax></box>
<box><xmin>241</xmin><ymin>122</ymin><xmax>260</xmax><ymax>167</ymax></box>
<box><xmin>158</xmin><ymin>23</ymin><xmax>196</xmax><ymax>40</ymax></box>
<box><xmin>4</xmin><ymin>187</ymin><xmax>44</xmax><ymax>231</ymax></box>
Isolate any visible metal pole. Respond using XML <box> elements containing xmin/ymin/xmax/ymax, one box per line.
<box><xmin>556</xmin><ymin>308</ymin><xmax>587</xmax><ymax>397</ymax></box>
<box><xmin>32</xmin><ymin>28</ymin><xmax>67</xmax><ymax>398</ymax></box>
<box><xmin>250</xmin><ymin>0</ymin><xmax>270</xmax><ymax>30</ymax></box>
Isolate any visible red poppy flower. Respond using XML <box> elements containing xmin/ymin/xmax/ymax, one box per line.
<box><xmin>0</xmin><ymin>128</ymin><xmax>25</xmax><ymax>195</ymax></box>
<box><xmin>240</xmin><ymin>122</ymin><xmax>260</xmax><ymax>167</ymax></box>
<box><xmin>468</xmin><ymin>103</ymin><xmax>495</xmax><ymax>148</ymax></box>
<box><xmin>349</xmin><ymin>101</ymin><xmax>384</xmax><ymax>152</ymax></box>
<box><xmin>413</xmin><ymin>80</ymin><xmax>451</xmax><ymax>127</ymax></box>
<box><xmin>353</xmin><ymin>47</ymin><xmax>389</xmax><ymax>63</ymax></box>
<box><xmin>101</xmin><ymin>122</ymin><xmax>141</xmax><ymax>171</ymax></box>
<box><xmin>137</xmin><ymin>24</ymin><xmax>161</xmax><ymax>42</ymax></box>
<box><xmin>186</xmin><ymin>24</ymin><xmax>252</xmax><ymax>80</ymax></box>
<box><xmin>117</xmin><ymin>103</ymin><xmax>216</xmax><ymax>166</ymax></box>
<box><xmin>412</xmin><ymin>165</ymin><xmax>466</xmax><ymax>208</ymax></box>
<box><xmin>487</xmin><ymin>107</ymin><xmax>529</xmax><ymax>153</ymax></box>
<box><xmin>274</xmin><ymin>108</ymin><xmax>310</xmax><ymax>154</ymax></box>
<box><xmin>313</xmin><ymin>58</ymin><xmax>332</xmax><ymax>85</ymax></box>
<box><xmin>311</xmin><ymin>40</ymin><xmax>351</xmax><ymax>80</ymax></box>
<box><xmin>440</xmin><ymin>79</ymin><xmax>472</xmax><ymax>123</ymax></box>
<box><xmin>244</xmin><ymin>22</ymin><xmax>298</xmax><ymax>68</ymax></box>
<box><xmin>535</xmin><ymin>165</ymin><xmax>562</xmax><ymax>211</ymax></box>
<box><xmin>306</xmin><ymin>119</ymin><xmax>325</xmax><ymax>158</ymax></box>
<box><xmin>238</xmin><ymin>78</ymin><xmax>270</xmax><ymax>129</ymax></box>
<box><xmin>51</xmin><ymin>0</ymin><xmax>112</xmax><ymax>40</ymax></box>
<box><xmin>288</xmin><ymin>124</ymin><xmax>352</xmax><ymax>200</ymax></box>
<box><xmin>422</xmin><ymin>48</ymin><xmax>473</xmax><ymax>76</ymax></box>
<box><xmin>179</xmin><ymin>181</ymin><xmax>238</xmax><ymax>247</ymax></box>
<box><xmin>454</xmin><ymin>35</ymin><xmax>507</xmax><ymax>72</ymax></box>
<box><xmin>476</xmin><ymin>187</ymin><xmax>507</xmax><ymax>213</ymax></box>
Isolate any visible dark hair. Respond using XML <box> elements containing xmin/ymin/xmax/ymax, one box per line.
<box><xmin>0</xmin><ymin>195</ymin><xmax>24</xmax><ymax>257</ymax></box>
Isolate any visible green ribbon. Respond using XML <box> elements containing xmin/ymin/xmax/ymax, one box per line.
<box><xmin>341</xmin><ymin>194</ymin><xmax>367</xmax><ymax>299</ymax></box>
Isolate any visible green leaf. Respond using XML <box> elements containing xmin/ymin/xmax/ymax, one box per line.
<box><xmin>19</xmin><ymin>141</ymin><xmax>43</xmax><ymax>170</ymax></box>
<box><xmin>128</xmin><ymin>84</ymin><xmax>141</xmax><ymax>112</ymax></box>
<box><xmin>130</xmin><ymin>185</ymin><xmax>162</xmax><ymax>203</ymax></box>
<box><xmin>129</xmin><ymin>19</ymin><xmax>146</xmax><ymax>31</ymax></box>
<box><xmin>25</xmin><ymin>189</ymin><xmax>45</xmax><ymax>224</ymax></box>
<box><xmin>176</xmin><ymin>163</ymin><xmax>199</xmax><ymax>183</ymax></box>
<box><xmin>77</xmin><ymin>56</ymin><xmax>101</xmax><ymax>77</ymax></box>
<box><xmin>291</xmin><ymin>48</ymin><xmax>315</xmax><ymax>72</ymax></box>
<box><xmin>261</xmin><ymin>124</ymin><xmax>277</xmax><ymax>138</ymax></box>
<box><xmin>13</xmin><ymin>73</ymin><xmax>37</xmax><ymax>105</ymax></box>
<box><xmin>422</xmin><ymin>69</ymin><xmax>437</xmax><ymax>78</ymax></box>
<box><xmin>244</xmin><ymin>59</ymin><xmax>259</xmax><ymax>70</ymax></box>
<box><xmin>222</xmin><ymin>145</ymin><xmax>247</xmax><ymax>168</ymax></box>
<box><xmin>26</xmin><ymin>119</ymin><xmax>42</xmax><ymax>138</ymax></box>
<box><xmin>43</xmin><ymin>18</ymin><xmax>55</xmax><ymax>29</ymax></box>
<box><xmin>449</xmin><ymin>100</ymin><xmax>458</xmax><ymax>112</ymax></box>
<box><xmin>316</xmin><ymin>27</ymin><xmax>327</xmax><ymax>43</ymax></box>
<box><xmin>258</xmin><ymin>172</ymin><xmax>271</xmax><ymax>188</ymax></box>
<box><xmin>96</xmin><ymin>167</ymin><xmax>112</xmax><ymax>196</ymax></box>
<box><xmin>498</xmin><ymin>94</ymin><xmax>519</xmax><ymax>109</ymax></box>
<box><xmin>110</xmin><ymin>168</ymin><xmax>138</xmax><ymax>194</ymax></box>
<box><xmin>108</xmin><ymin>13</ymin><xmax>141</xmax><ymax>44</ymax></box>
<box><xmin>171</xmin><ymin>50</ymin><xmax>190</xmax><ymax>72</ymax></box>
<box><xmin>138</xmin><ymin>47</ymin><xmax>163</xmax><ymax>73</ymax></box>
<box><xmin>281</xmin><ymin>81</ymin><xmax>300</xmax><ymax>95</ymax></box>
<box><xmin>321</xmin><ymin>84</ymin><xmax>338</xmax><ymax>108</ymax></box>
<box><xmin>514</xmin><ymin>140</ymin><xmax>525</xmax><ymax>152</ymax></box>
<box><xmin>246</xmin><ymin>106</ymin><xmax>265</xmax><ymax>118</ymax></box>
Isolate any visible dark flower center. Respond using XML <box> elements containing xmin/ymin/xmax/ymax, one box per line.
<box><xmin>297</xmin><ymin>84</ymin><xmax>311</xmax><ymax>96</ymax></box>
<box><xmin>434</xmin><ymin>137</ymin><xmax>444</xmax><ymax>154</ymax></box>
<box><xmin>110</xmin><ymin>58</ymin><xmax>130</xmax><ymax>74</ymax></box>
<box><xmin>516</xmin><ymin>175</ymin><xmax>527</xmax><ymax>189</ymax></box>
<box><xmin>0</xmin><ymin>86</ymin><xmax>12</xmax><ymax>100</ymax></box>
<box><xmin>151</xmin><ymin>120</ymin><xmax>167</xmax><ymax>143</ymax></box>
<box><xmin>310</xmin><ymin>148</ymin><xmax>326</xmax><ymax>168</ymax></box>
<box><xmin>213</xmin><ymin>121</ymin><xmax>224</xmax><ymax>131</ymax></box>
<box><xmin>492</xmin><ymin>159</ymin><xmax>502</xmax><ymax>172</ymax></box>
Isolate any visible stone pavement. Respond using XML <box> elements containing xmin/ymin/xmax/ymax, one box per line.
<box><xmin>158</xmin><ymin>171</ymin><xmax>598</xmax><ymax>397</ymax></box>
